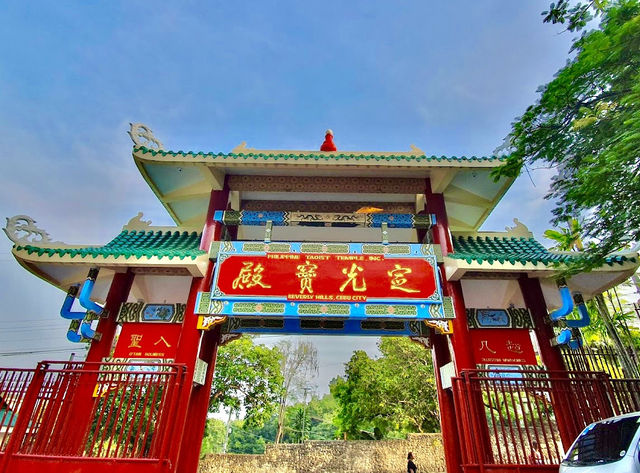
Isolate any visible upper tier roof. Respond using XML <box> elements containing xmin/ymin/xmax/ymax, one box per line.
<box><xmin>131</xmin><ymin>129</ymin><xmax>515</xmax><ymax>232</ymax></box>
<box><xmin>129</xmin><ymin>123</ymin><xmax>513</xmax><ymax>231</ymax></box>
<box><xmin>134</xmin><ymin>145</ymin><xmax>504</xmax><ymax>164</ymax></box>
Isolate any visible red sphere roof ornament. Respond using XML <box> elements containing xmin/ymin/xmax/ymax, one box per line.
<box><xmin>320</xmin><ymin>129</ymin><xmax>337</xmax><ymax>152</ymax></box>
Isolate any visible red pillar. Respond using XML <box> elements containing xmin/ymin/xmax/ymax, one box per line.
<box><xmin>431</xmin><ymin>335</ymin><xmax>465</xmax><ymax>473</ymax></box>
<box><xmin>425</xmin><ymin>180</ymin><xmax>475</xmax><ymax>372</ymax></box>
<box><xmin>199</xmin><ymin>176</ymin><xmax>231</xmax><ymax>251</ymax></box>
<box><xmin>519</xmin><ymin>276</ymin><xmax>574</xmax><ymax>448</ymax></box>
<box><xmin>176</xmin><ymin>326</ymin><xmax>223</xmax><ymax>472</ymax></box>
<box><xmin>171</xmin><ymin>184</ymin><xmax>230</xmax><ymax>473</ymax></box>
<box><xmin>518</xmin><ymin>276</ymin><xmax>566</xmax><ymax>372</ymax></box>
<box><xmin>86</xmin><ymin>270</ymin><xmax>135</xmax><ymax>362</ymax></box>
<box><xmin>424</xmin><ymin>179</ymin><xmax>478</xmax><ymax>473</ymax></box>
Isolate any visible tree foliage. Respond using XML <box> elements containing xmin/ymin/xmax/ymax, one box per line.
<box><xmin>543</xmin><ymin>218</ymin><xmax>584</xmax><ymax>251</ymax></box>
<box><xmin>223</xmin><ymin>394</ymin><xmax>338</xmax><ymax>453</ymax></box>
<box><xmin>494</xmin><ymin>1</ymin><xmax>640</xmax><ymax>271</ymax></box>
<box><xmin>542</xmin><ymin>0</ymin><xmax>608</xmax><ymax>31</ymax></box>
<box><xmin>288</xmin><ymin>407</ymin><xmax>311</xmax><ymax>444</ymax></box>
<box><xmin>200</xmin><ymin>418</ymin><xmax>226</xmax><ymax>457</ymax></box>
<box><xmin>209</xmin><ymin>336</ymin><xmax>283</xmax><ymax>428</ymax></box>
<box><xmin>331</xmin><ymin>338</ymin><xmax>439</xmax><ymax>439</ymax></box>
<box><xmin>274</xmin><ymin>340</ymin><xmax>318</xmax><ymax>443</ymax></box>
<box><xmin>283</xmin><ymin>394</ymin><xmax>338</xmax><ymax>443</ymax></box>
<box><xmin>227</xmin><ymin>418</ymin><xmax>270</xmax><ymax>454</ymax></box>
<box><xmin>304</xmin><ymin>394</ymin><xmax>339</xmax><ymax>440</ymax></box>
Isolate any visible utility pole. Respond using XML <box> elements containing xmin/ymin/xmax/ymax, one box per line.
<box><xmin>301</xmin><ymin>386</ymin><xmax>310</xmax><ymax>443</ymax></box>
<box><xmin>222</xmin><ymin>409</ymin><xmax>233</xmax><ymax>453</ymax></box>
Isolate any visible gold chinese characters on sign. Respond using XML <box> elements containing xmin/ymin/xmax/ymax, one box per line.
<box><xmin>216</xmin><ymin>253</ymin><xmax>438</xmax><ymax>303</ymax></box>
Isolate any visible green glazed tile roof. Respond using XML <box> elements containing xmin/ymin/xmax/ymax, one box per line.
<box><xmin>15</xmin><ymin>230</ymin><xmax>205</xmax><ymax>261</ymax></box>
<box><xmin>134</xmin><ymin>146</ymin><xmax>504</xmax><ymax>163</ymax></box>
<box><xmin>451</xmin><ymin>236</ymin><xmax>636</xmax><ymax>266</ymax></box>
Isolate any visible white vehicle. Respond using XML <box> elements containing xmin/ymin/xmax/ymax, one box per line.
<box><xmin>560</xmin><ymin>412</ymin><xmax>640</xmax><ymax>472</ymax></box>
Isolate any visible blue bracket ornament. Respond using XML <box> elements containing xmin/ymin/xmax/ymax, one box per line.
<box><xmin>60</xmin><ymin>285</ymin><xmax>85</xmax><ymax>320</ymax></box>
<box><xmin>549</xmin><ymin>284</ymin><xmax>590</xmax><ymax>350</ymax></box>
<box><xmin>59</xmin><ymin>270</ymin><xmax>105</xmax><ymax>343</ymax></box>
<box><xmin>549</xmin><ymin>285</ymin><xmax>574</xmax><ymax>321</ymax></box>
<box><xmin>79</xmin><ymin>268</ymin><xmax>105</xmax><ymax>316</ymax></box>
<box><xmin>566</xmin><ymin>293</ymin><xmax>591</xmax><ymax>328</ymax></box>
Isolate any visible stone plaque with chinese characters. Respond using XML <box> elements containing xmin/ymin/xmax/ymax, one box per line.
<box><xmin>205</xmin><ymin>241</ymin><xmax>447</xmax><ymax>320</ymax></box>
<box><xmin>113</xmin><ymin>323</ymin><xmax>181</xmax><ymax>359</ymax></box>
<box><xmin>470</xmin><ymin>329</ymin><xmax>537</xmax><ymax>365</ymax></box>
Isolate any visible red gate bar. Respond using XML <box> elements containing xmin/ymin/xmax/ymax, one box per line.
<box><xmin>452</xmin><ymin>368</ymin><xmax>640</xmax><ymax>472</ymax></box>
<box><xmin>0</xmin><ymin>360</ymin><xmax>187</xmax><ymax>473</ymax></box>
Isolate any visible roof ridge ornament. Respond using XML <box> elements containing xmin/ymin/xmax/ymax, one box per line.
<box><xmin>410</xmin><ymin>144</ymin><xmax>425</xmax><ymax>154</ymax></box>
<box><xmin>232</xmin><ymin>141</ymin><xmax>251</xmax><ymax>153</ymax></box>
<box><xmin>128</xmin><ymin>123</ymin><xmax>164</xmax><ymax>150</ymax></box>
<box><xmin>320</xmin><ymin>129</ymin><xmax>337</xmax><ymax>152</ymax></box>
<box><xmin>3</xmin><ymin>215</ymin><xmax>64</xmax><ymax>246</ymax></box>
<box><xmin>122</xmin><ymin>212</ymin><xmax>201</xmax><ymax>233</ymax></box>
<box><xmin>124</xmin><ymin>212</ymin><xmax>153</xmax><ymax>231</ymax></box>
<box><xmin>504</xmin><ymin>218</ymin><xmax>533</xmax><ymax>238</ymax></box>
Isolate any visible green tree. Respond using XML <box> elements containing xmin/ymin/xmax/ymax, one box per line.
<box><xmin>209</xmin><ymin>336</ymin><xmax>283</xmax><ymax>428</ymax></box>
<box><xmin>287</xmin><ymin>407</ymin><xmax>311</xmax><ymax>443</ymax></box>
<box><xmin>274</xmin><ymin>340</ymin><xmax>318</xmax><ymax>443</ymax></box>
<box><xmin>331</xmin><ymin>338</ymin><xmax>439</xmax><ymax>439</ymax></box>
<box><xmin>280</xmin><ymin>394</ymin><xmax>338</xmax><ymax>443</ymax></box>
<box><xmin>200</xmin><ymin>418</ymin><xmax>226</xmax><ymax>457</ymax></box>
<box><xmin>542</xmin><ymin>0</ymin><xmax>608</xmax><ymax>31</ymax></box>
<box><xmin>543</xmin><ymin>218</ymin><xmax>584</xmax><ymax>251</ymax></box>
<box><xmin>222</xmin><ymin>393</ymin><xmax>339</xmax><ymax>452</ymax></box>
<box><xmin>227</xmin><ymin>419</ymin><xmax>268</xmax><ymax>454</ymax></box>
<box><xmin>305</xmin><ymin>394</ymin><xmax>339</xmax><ymax>440</ymax></box>
<box><xmin>494</xmin><ymin>1</ymin><xmax>640</xmax><ymax>272</ymax></box>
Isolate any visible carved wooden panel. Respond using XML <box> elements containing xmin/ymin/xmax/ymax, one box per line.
<box><xmin>229</xmin><ymin>175</ymin><xmax>425</xmax><ymax>194</ymax></box>
<box><xmin>241</xmin><ymin>200</ymin><xmax>414</xmax><ymax>213</ymax></box>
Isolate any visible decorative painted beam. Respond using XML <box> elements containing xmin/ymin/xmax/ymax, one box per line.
<box><xmin>212</xmin><ymin>316</ymin><xmax>450</xmax><ymax>336</ymax></box>
<box><xmin>213</xmin><ymin>210</ymin><xmax>436</xmax><ymax>229</ymax></box>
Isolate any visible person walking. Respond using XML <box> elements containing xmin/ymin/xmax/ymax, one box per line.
<box><xmin>528</xmin><ymin>440</ymin><xmax>543</xmax><ymax>464</ymax></box>
<box><xmin>407</xmin><ymin>452</ymin><xmax>417</xmax><ymax>473</ymax></box>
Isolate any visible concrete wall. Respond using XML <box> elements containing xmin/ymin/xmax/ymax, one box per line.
<box><xmin>199</xmin><ymin>433</ymin><xmax>445</xmax><ymax>473</ymax></box>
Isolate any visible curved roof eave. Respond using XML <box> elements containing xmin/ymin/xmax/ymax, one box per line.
<box><xmin>132</xmin><ymin>146</ymin><xmax>516</xmax><ymax>231</ymax></box>
<box><xmin>11</xmin><ymin>247</ymin><xmax>209</xmax><ymax>295</ymax></box>
<box><xmin>444</xmin><ymin>256</ymin><xmax>639</xmax><ymax>301</ymax></box>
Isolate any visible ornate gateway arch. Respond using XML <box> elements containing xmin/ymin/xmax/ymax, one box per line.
<box><xmin>1</xmin><ymin>126</ymin><xmax>638</xmax><ymax>473</ymax></box>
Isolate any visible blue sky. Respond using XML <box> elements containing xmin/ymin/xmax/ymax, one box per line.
<box><xmin>0</xmin><ymin>1</ymin><xmax>576</xmax><ymax>390</ymax></box>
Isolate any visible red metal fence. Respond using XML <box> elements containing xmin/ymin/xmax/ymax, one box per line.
<box><xmin>0</xmin><ymin>369</ymin><xmax>34</xmax><ymax>452</ymax></box>
<box><xmin>0</xmin><ymin>361</ymin><xmax>187</xmax><ymax>473</ymax></box>
<box><xmin>452</xmin><ymin>369</ymin><xmax>640</xmax><ymax>473</ymax></box>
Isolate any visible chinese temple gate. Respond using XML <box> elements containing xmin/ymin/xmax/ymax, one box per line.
<box><xmin>1</xmin><ymin>125</ymin><xmax>639</xmax><ymax>473</ymax></box>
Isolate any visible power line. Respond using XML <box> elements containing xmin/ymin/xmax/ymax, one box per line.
<box><xmin>0</xmin><ymin>347</ymin><xmax>86</xmax><ymax>357</ymax></box>
<box><xmin>0</xmin><ymin>320</ymin><xmax>67</xmax><ymax>326</ymax></box>
<box><xmin>0</xmin><ymin>325</ymin><xmax>70</xmax><ymax>333</ymax></box>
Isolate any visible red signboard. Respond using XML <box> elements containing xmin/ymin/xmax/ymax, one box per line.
<box><xmin>214</xmin><ymin>254</ymin><xmax>437</xmax><ymax>302</ymax></box>
<box><xmin>114</xmin><ymin>323</ymin><xmax>180</xmax><ymax>359</ymax></box>
<box><xmin>470</xmin><ymin>329</ymin><xmax>537</xmax><ymax>365</ymax></box>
